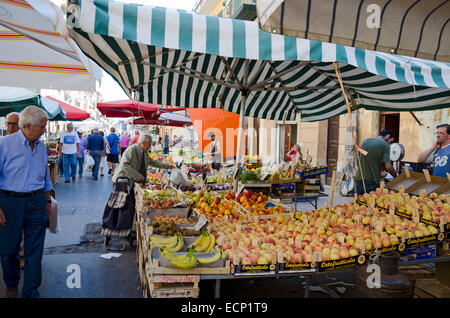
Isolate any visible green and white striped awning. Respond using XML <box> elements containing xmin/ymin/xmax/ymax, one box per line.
<box><xmin>68</xmin><ymin>0</ymin><xmax>450</xmax><ymax>122</ymax></box>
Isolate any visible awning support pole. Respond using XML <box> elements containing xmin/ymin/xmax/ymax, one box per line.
<box><xmin>233</xmin><ymin>60</ymin><xmax>249</xmax><ymax>192</ymax></box>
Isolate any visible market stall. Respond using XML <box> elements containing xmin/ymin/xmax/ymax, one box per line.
<box><xmin>67</xmin><ymin>0</ymin><xmax>450</xmax><ymax>298</ymax></box>
<box><xmin>133</xmin><ymin>170</ymin><xmax>450</xmax><ymax>298</ymax></box>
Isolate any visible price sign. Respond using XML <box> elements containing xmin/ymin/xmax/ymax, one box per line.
<box><xmin>194</xmin><ymin>214</ymin><xmax>208</xmax><ymax>231</ymax></box>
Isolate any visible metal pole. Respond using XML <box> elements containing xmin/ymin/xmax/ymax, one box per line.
<box><xmin>233</xmin><ymin>60</ymin><xmax>249</xmax><ymax>192</ymax></box>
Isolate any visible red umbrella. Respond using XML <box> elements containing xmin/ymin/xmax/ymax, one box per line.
<box><xmin>128</xmin><ymin>115</ymin><xmax>192</xmax><ymax>127</ymax></box>
<box><xmin>46</xmin><ymin>96</ymin><xmax>90</xmax><ymax>120</ymax></box>
<box><xmin>96</xmin><ymin>100</ymin><xmax>185</xmax><ymax>118</ymax></box>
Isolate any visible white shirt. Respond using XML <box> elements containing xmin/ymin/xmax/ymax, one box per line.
<box><xmin>60</xmin><ymin>130</ymin><xmax>80</xmax><ymax>154</ymax></box>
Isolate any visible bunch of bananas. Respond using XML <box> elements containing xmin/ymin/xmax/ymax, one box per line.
<box><xmin>162</xmin><ymin>248</ymin><xmax>197</xmax><ymax>269</ymax></box>
<box><xmin>197</xmin><ymin>247</ymin><xmax>225</xmax><ymax>265</ymax></box>
<box><xmin>150</xmin><ymin>233</ymin><xmax>184</xmax><ymax>253</ymax></box>
<box><xmin>188</xmin><ymin>230</ymin><xmax>215</xmax><ymax>253</ymax></box>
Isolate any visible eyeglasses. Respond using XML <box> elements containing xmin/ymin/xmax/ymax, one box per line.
<box><xmin>6</xmin><ymin>122</ymin><xmax>19</xmax><ymax>126</ymax></box>
<box><xmin>436</xmin><ymin>132</ymin><xmax>448</xmax><ymax>136</ymax></box>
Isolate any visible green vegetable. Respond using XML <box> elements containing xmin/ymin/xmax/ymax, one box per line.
<box><xmin>239</xmin><ymin>171</ymin><xmax>259</xmax><ymax>182</ymax></box>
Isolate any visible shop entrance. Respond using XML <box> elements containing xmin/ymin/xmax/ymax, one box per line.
<box><xmin>380</xmin><ymin>113</ymin><xmax>400</xmax><ymax>142</ymax></box>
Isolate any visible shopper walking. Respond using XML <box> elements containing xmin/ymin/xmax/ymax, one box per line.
<box><xmin>131</xmin><ymin>130</ymin><xmax>140</xmax><ymax>145</ymax></box>
<box><xmin>99</xmin><ymin>131</ymin><xmax>107</xmax><ymax>177</ymax></box>
<box><xmin>106</xmin><ymin>127</ymin><xmax>120</xmax><ymax>175</ymax></box>
<box><xmin>86</xmin><ymin>128</ymin><xmax>104</xmax><ymax>180</ymax></box>
<box><xmin>76</xmin><ymin>130</ymin><xmax>87</xmax><ymax>178</ymax></box>
<box><xmin>58</xmin><ymin>123</ymin><xmax>79</xmax><ymax>183</ymax></box>
<box><xmin>120</xmin><ymin>132</ymin><xmax>130</xmax><ymax>156</ymax></box>
<box><xmin>0</xmin><ymin>106</ymin><xmax>53</xmax><ymax>298</ymax></box>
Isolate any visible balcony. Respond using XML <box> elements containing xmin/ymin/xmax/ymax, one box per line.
<box><xmin>217</xmin><ymin>0</ymin><xmax>256</xmax><ymax>21</ymax></box>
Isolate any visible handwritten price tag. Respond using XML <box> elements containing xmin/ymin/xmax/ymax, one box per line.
<box><xmin>194</xmin><ymin>214</ymin><xmax>208</xmax><ymax>231</ymax></box>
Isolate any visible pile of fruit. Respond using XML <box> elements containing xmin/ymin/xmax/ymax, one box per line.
<box><xmin>175</xmin><ymin>184</ymin><xmax>199</xmax><ymax>192</ymax></box>
<box><xmin>206</xmin><ymin>175</ymin><xmax>230</xmax><ymax>183</ymax></box>
<box><xmin>151</xmin><ymin>221</ymin><xmax>201</xmax><ymax>237</ymax></box>
<box><xmin>194</xmin><ymin>195</ymin><xmax>243</xmax><ymax>219</ymax></box>
<box><xmin>146</xmin><ymin>173</ymin><xmax>165</xmax><ymax>184</ymax></box>
<box><xmin>162</xmin><ymin>246</ymin><xmax>225</xmax><ymax>269</ymax></box>
<box><xmin>209</xmin><ymin>194</ymin><xmax>444</xmax><ymax>266</ymax></box>
<box><xmin>150</xmin><ymin>215</ymin><xmax>196</xmax><ymax>224</ymax></box>
<box><xmin>234</xmin><ymin>190</ymin><xmax>286</xmax><ymax>216</ymax></box>
<box><xmin>150</xmin><ymin>230</ymin><xmax>225</xmax><ymax>269</ymax></box>
<box><xmin>358</xmin><ymin>189</ymin><xmax>450</xmax><ymax>222</ymax></box>
<box><xmin>145</xmin><ymin>198</ymin><xmax>176</xmax><ymax>209</ymax></box>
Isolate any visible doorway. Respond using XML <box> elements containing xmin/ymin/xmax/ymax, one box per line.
<box><xmin>326</xmin><ymin>116</ymin><xmax>340</xmax><ymax>184</ymax></box>
<box><xmin>380</xmin><ymin>113</ymin><xmax>400</xmax><ymax>142</ymax></box>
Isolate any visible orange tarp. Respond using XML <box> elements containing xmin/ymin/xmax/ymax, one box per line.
<box><xmin>186</xmin><ymin>108</ymin><xmax>245</xmax><ymax>160</ymax></box>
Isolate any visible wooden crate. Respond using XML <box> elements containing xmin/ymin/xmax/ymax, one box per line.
<box><xmin>147</xmin><ymin>274</ymin><xmax>200</xmax><ymax>298</ymax></box>
<box><xmin>399</xmin><ymin>264</ymin><xmax>435</xmax><ymax>291</ymax></box>
<box><xmin>414</xmin><ymin>278</ymin><xmax>450</xmax><ymax>298</ymax></box>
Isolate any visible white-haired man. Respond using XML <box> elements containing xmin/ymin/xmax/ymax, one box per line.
<box><xmin>5</xmin><ymin>112</ymin><xmax>20</xmax><ymax>135</ymax></box>
<box><xmin>0</xmin><ymin>106</ymin><xmax>53</xmax><ymax>298</ymax></box>
<box><xmin>58</xmin><ymin>123</ymin><xmax>79</xmax><ymax>183</ymax></box>
<box><xmin>112</xmin><ymin>134</ymin><xmax>174</xmax><ymax>187</ymax></box>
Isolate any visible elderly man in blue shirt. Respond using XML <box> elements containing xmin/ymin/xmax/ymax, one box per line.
<box><xmin>0</xmin><ymin>106</ymin><xmax>53</xmax><ymax>298</ymax></box>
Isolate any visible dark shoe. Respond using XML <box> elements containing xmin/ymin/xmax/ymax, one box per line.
<box><xmin>108</xmin><ymin>169</ymin><xmax>112</xmax><ymax>175</ymax></box>
<box><xmin>72</xmin><ymin>176</ymin><xmax>76</xmax><ymax>181</ymax></box>
<box><xmin>101</xmin><ymin>174</ymin><xmax>104</xmax><ymax>177</ymax></box>
<box><xmin>64</xmin><ymin>180</ymin><xmax>70</xmax><ymax>183</ymax></box>
<box><xmin>93</xmin><ymin>177</ymin><xmax>98</xmax><ymax>180</ymax></box>
<box><xmin>6</xmin><ymin>286</ymin><xmax>18</xmax><ymax>298</ymax></box>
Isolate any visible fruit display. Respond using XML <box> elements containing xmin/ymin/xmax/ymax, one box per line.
<box><xmin>189</xmin><ymin>230</ymin><xmax>216</xmax><ymax>253</ymax></box>
<box><xmin>146</xmin><ymin>172</ymin><xmax>165</xmax><ymax>184</ymax></box>
<box><xmin>243</xmin><ymin>155</ymin><xmax>262</xmax><ymax>174</ymax></box>
<box><xmin>145</xmin><ymin>197</ymin><xmax>176</xmax><ymax>209</ymax></box>
<box><xmin>150</xmin><ymin>215</ymin><xmax>196</xmax><ymax>225</ymax></box>
<box><xmin>161</xmin><ymin>246</ymin><xmax>226</xmax><ymax>269</ymax></box>
<box><xmin>234</xmin><ymin>190</ymin><xmax>287</xmax><ymax>216</ymax></box>
<box><xmin>150</xmin><ymin>233</ymin><xmax>184</xmax><ymax>252</ymax></box>
<box><xmin>210</xmin><ymin>197</ymin><xmax>445</xmax><ymax>266</ymax></box>
<box><xmin>358</xmin><ymin>188</ymin><xmax>450</xmax><ymax>224</ymax></box>
<box><xmin>175</xmin><ymin>184</ymin><xmax>199</xmax><ymax>192</ymax></box>
<box><xmin>207</xmin><ymin>183</ymin><xmax>230</xmax><ymax>191</ymax></box>
<box><xmin>162</xmin><ymin>248</ymin><xmax>197</xmax><ymax>269</ymax></box>
<box><xmin>143</xmin><ymin>189</ymin><xmax>180</xmax><ymax>209</ymax></box>
<box><xmin>151</xmin><ymin>221</ymin><xmax>201</xmax><ymax>237</ymax></box>
<box><xmin>194</xmin><ymin>195</ymin><xmax>244</xmax><ymax>219</ymax></box>
<box><xmin>206</xmin><ymin>175</ymin><xmax>230</xmax><ymax>183</ymax></box>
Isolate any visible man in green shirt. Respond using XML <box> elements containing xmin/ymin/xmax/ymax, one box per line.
<box><xmin>355</xmin><ymin>130</ymin><xmax>398</xmax><ymax>195</ymax></box>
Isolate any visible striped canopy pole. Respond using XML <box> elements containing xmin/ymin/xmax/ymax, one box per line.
<box><xmin>233</xmin><ymin>60</ymin><xmax>249</xmax><ymax>192</ymax></box>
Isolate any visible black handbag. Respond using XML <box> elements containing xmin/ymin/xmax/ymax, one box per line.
<box><xmin>102</xmin><ymin>177</ymin><xmax>135</xmax><ymax>231</ymax></box>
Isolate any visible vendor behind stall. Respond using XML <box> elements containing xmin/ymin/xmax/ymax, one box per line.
<box><xmin>208</xmin><ymin>132</ymin><xmax>221</xmax><ymax>171</ymax></box>
<box><xmin>417</xmin><ymin>124</ymin><xmax>450</xmax><ymax>178</ymax></box>
<box><xmin>355</xmin><ymin>130</ymin><xmax>398</xmax><ymax>195</ymax></box>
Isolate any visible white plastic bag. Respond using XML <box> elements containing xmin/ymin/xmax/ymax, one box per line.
<box><xmin>169</xmin><ymin>168</ymin><xmax>190</xmax><ymax>186</ymax></box>
<box><xmin>48</xmin><ymin>196</ymin><xmax>60</xmax><ymax>234</ymax></box>
<box><xmin>85</xmin><ymin>155</ymin><xmax>95</xmax><ymax>171</ymax></box>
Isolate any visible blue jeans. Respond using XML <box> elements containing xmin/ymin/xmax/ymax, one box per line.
<box><xmin>0</xmin><ymin>192</ymin><xmax>47</xmax><ymax>298</ymax></box>
<box><xmin>77</xmin><ymin>156</ymin><xmax>85</xmax><ymax>177</ymax></box>
<box><xmin>63</xmin><ymin>153</ymin><xmax>77</xmax><ymax>181</ymax></box>
<box><xmin>90</xmin><ymin>150</ymin><xmax>102</xmax><ymax>178</ymax></box>
<box><xmin>58</xmin><ymin>156</ymin><xmax>64</xmax><ymax>176</ymax></box>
